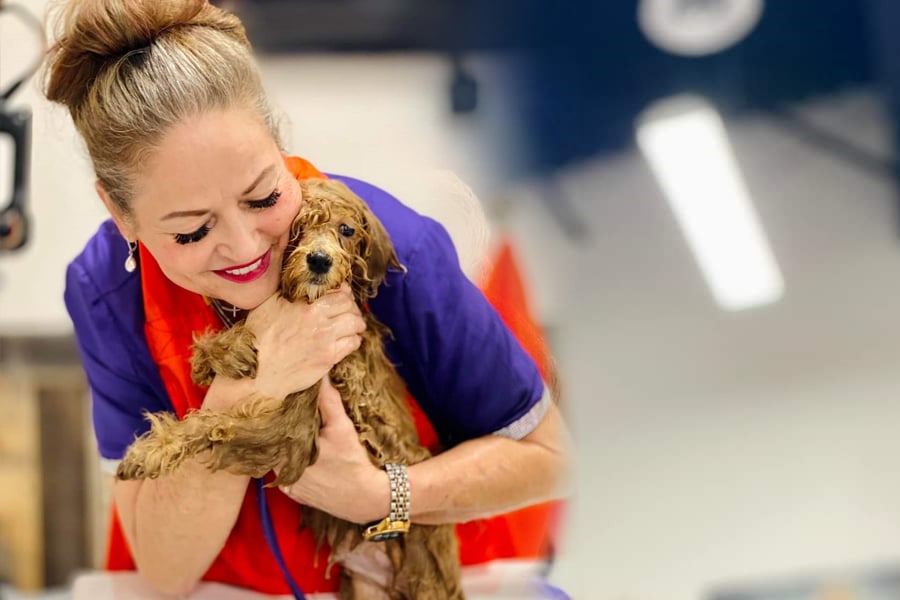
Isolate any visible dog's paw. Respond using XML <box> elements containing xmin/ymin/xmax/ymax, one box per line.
<box><xmin>190</xmin><ymin>331</ymin><xmax>221</xmax><ymax>386</ymax></box>
<box><xmin>191</xmin><ymin>325</ymin><xmax>258</xmax><ymax>384</ymax></box>
<box><xmin>269</xmin><ymin>450</ymin><xmax>315</xmax><ymax>487</ymax></box>
<box><xmin>190</xmin><ymin>362</ymin><xmax>217</xmax><ymax>387</ymax></box>
<box><xmin>222</xmin><ymin>337</ymin><xmax>258</xmax><ymax>380</ymax></box>
<box><xmin>116</xmin><ymin>455</ymin><xmax>149</xmax><ymax>480</ymax></box>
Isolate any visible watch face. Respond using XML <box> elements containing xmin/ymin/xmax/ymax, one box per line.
<box><xmin>363</xmin><ymin>518</ymin><xmax>409</xmax><ymax>542</ymax></box>
<box><xmin>638</xmin><ymin>0</ymin><xmax>765</xmax><ymax>57</ymax></box>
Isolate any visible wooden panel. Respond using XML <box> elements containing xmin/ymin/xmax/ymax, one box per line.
<box><xmin>0</xmin><ymin>368</ymin><xmax>91</xmax><ymax>590</ymax></box>
<box><xmin>39</xmin><ymin>382</ymin><xmax>91</xmax><ymax>585</ymax></box>
<box><xmin>0</xmin><ymin>375</ymin><xmax>43</xmax><ymax>590</ymax></box>
<box><xmin>85</xmin><ymin>404</ymin><xmax>113</xmax><ymax>570</ymax></box>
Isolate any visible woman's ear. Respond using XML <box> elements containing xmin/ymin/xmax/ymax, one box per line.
<box><xmin>95</xmin><ymin>181</ymin><xmax>137</xmax><ymax>241</ymax></box>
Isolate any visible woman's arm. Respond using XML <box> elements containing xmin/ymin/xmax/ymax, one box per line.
<box><xmin>114</xmin><ymin>288</ymin><xmax>366</xmax><ymax>597</ymax></box>
<box><xmin>112</xmin><ymin>376</ymin><xmax>254</xmax><ymax>597</ymax></box>
<box><xmin>407</xmin><ymin>400</ymin><xmax>571</xmax><ymax>525</ymax></box>
<box><xmin>277</xmin><ymin>382</ymin><xmax>573</xmax><ymax>526</ymax></box>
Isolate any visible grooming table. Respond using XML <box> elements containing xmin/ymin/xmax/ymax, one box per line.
<box><xmin>71</xmin><ymin>559</ymin><xmax>568</xmax><ymax>599</ymax></box>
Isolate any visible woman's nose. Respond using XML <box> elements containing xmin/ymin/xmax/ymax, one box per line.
<box><xmin>217</xmin><ymin>217</ymin><xmax>260</xmax><ymax>263</ymax></box>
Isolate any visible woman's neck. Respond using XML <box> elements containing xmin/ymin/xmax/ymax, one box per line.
<box><xmin>208</xmin><ymin>297</ymin><xmax>248</xmax><ymax>328</ymax></box>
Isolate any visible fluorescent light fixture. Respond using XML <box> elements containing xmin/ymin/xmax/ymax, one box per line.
<box><xmin>636</xmin><ymin>95</ymin><xmax>784</xmax><ymax>311</ymax></box>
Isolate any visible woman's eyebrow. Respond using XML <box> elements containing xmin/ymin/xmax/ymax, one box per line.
<box><xmin>162</xmin><ymin>208</ymin><xmax>209</xmax><ymax>221</ymax></box>
<box><xmin>159</xmin><ymin>164</ymin><xmax>277</xmax><ymax>221</ymax></box>
<box><xmin>242</xmin><ymin>164</ymin><xmax>277</xmax><ymax>196</ymax></box>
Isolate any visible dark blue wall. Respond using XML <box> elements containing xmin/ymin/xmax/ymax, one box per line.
<box><xmin>514</xmin><ymin>0</ymin><xmax>876</xmax><ymax>173</ymax></box>
<box><xmin>232</xmin><ymin>1</ymin><xmax>885</xmax><ymax>175</ymax></box>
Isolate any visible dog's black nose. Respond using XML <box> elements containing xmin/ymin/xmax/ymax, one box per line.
<box><xmin>306</xmin><ymin>251</ymin><xmax>333</xmax><ymax>274</ymax></box>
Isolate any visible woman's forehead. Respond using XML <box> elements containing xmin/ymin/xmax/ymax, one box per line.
<box><xmin>134</xmin><ymin>109</ymin><xmax>281</xmax><ymax>208</ymax></box>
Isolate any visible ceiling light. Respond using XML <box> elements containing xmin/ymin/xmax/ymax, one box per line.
<box><xmin>637</xmin><ymin>95</ymin><xmax>784</xmax><ymax>311</ymax></box>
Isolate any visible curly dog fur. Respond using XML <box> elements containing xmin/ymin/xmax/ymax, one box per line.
<box><xmin>117</xmin><ymin>178</ymin><xmax>464</xmax><ymax>600</ymax></box>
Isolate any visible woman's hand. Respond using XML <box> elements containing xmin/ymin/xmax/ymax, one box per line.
<box><xmin>276</xmin><ymin>379</ymin><xmax>390</xmax><ymax>524</ymax></box>
<box><xmin>246</xmin><ymin>283</ymin><xmax>365</xmax><ymax>399</ymax></box>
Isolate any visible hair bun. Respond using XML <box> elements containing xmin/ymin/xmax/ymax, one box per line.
<box><xmin>44</xmin><ymin>0</ymin><xmax>247</xmax><ymax>109</ymax></box>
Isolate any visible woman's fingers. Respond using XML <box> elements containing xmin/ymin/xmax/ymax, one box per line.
<box><xmin>332</xmin><ymin>311</ymin><xmax>366</xmax><ymax>336</ymax></box>
<box><xmin>315</xmin><ymin>284</ymin><xmax>359</xmax><ymax>318</ymax></box>
<box><xmin>330</xmin><ymin>313</ymin><xmax>364</xmax><ymax>362</ymax></box>
<box><xmin>335</xmin><ymin>334</ymin><xmax>363</xmax><ymax>363</ymax></box>
<box><xmin>317</xmin><ymin>378</ymin><xmax>351</xmax><ymax>431</ymax></box>
<box><xmin>242</xmin><ymin>283</ymin><xmax>365</xmax><ymax>397</ymax></box>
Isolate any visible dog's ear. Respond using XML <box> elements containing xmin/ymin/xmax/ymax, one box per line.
<box><xmin>353</xmin><ymin>202</ymin><xmax>402</xmax><ymax>300</ymax></box>
<box><xmin>364</xmin><ymin>209</ymin><xmax>401</xmax><ymax>278</ymax></box>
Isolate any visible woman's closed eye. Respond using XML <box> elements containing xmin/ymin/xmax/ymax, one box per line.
<box><xmin>172</xmin><ymin>190</ymin><xmax>282</xmax><ymax>245</ymax></box>
<box><xmin>247</xmin><ymin>189</ymin><xmax>281</xmax><ymax>210</ymax></box>
<box><xmin>174</xmin><ymin>223</ymin><xmax>211</xmax><ymax>245</ymax></box>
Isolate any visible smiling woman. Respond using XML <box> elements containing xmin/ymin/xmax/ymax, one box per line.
<box><xmin>99</xmin><ymin>107</ymin><xmax>302</xmax><ymax>310</ymax></box>
<box><xmin>42</xmin><ymin>0</ymin><xmax>571</xmax><ymax>597</ymax></box>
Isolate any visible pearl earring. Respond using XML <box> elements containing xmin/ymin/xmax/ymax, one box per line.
<box><xmin>124</xmin><ymin>241</ymin><xmax>138</xmax><ymax>273</ymax></box>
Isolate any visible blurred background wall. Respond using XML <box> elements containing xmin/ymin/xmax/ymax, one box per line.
<box><xmin>4</xmin><ymin>1</ymin><xmax>900</xmax><ymax>599</ymax></box>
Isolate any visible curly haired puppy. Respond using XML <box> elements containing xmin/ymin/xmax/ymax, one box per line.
<box><xmin>117</xmin><ymin>178</ymin><xmax>464</xmax><ymax>600</ymax></box>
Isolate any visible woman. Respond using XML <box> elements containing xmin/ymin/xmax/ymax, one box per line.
<box><xmin>45</xmin><ymin>0</ymin><xmax>571</xmax><ymax>596</ymax></box>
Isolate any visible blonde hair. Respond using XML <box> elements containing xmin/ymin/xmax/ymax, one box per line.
<box><xmin>43</xmin><ymin>0</ymin><xmax>279</xmax><ymax>218</ymax></box>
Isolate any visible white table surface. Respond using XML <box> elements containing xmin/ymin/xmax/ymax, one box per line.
<box><xmin>72</xmin><ymin>559</ymin><xmax>570</xmax><ymax>599</ymax></box>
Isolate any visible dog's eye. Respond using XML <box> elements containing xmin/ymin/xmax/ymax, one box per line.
<box><xmin>339</xmin><ymin>224</ymin><xmax>355</xmax><ymax>237</ymax></box>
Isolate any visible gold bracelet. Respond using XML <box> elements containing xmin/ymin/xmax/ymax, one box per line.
<box><xmin>362</xmin><ymin>463</ymin><xmax>410</xmax><ymax>542</ymax></box>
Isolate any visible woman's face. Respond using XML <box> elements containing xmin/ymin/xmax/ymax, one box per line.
<box><xmin>109</xmin><ymin>107</ymin><xmax>302</xmax><ymax>309</ymax></box>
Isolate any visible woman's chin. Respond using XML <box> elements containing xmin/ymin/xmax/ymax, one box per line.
<box><xmin>230</xmin><ymin>292</ymin><xmax>271</xmax><ymax>311</ymax></box>
<box><xmin>212</xmin><ymin>288</ymin><xmax>269</xmax><ymax>312</ymax></box>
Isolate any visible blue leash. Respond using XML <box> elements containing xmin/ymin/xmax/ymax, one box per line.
<box><xmin>255</xmin><ymin>477</ymin><xmax>307</xmax><ymax>600</ymax></box>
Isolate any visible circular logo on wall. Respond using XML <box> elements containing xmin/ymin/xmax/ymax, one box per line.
<box><xmin>638</xmin><ymin>0</ymin><xmax>765</xmax><ymax>57</ymax></box>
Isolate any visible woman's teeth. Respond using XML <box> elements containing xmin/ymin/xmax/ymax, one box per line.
<box><xmin>225</xmin><ymin>257</ymin><xmax>263</xmax><ymax>276</ymax></box>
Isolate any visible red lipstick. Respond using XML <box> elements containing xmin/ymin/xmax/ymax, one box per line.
<box><xmin>214</xmin><ymin>249</ymin><xmax>271</xmax><ymax>283</ymax></box>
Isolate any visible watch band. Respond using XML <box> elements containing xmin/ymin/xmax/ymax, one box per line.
<box><xmin>386</xmin><ymin>463</ymin><xmax>410</xmax><ymax>523</ymax></box>
<box><xmin>362</xmin><ymin>463</ymin><xmax>411</xmax><ymax>542</ymax></box>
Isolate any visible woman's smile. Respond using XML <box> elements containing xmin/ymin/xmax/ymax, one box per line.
<box><xmin>214</xmin><ymin>248</ymin><xmax>272</xmax><ymax>283</ymax></box>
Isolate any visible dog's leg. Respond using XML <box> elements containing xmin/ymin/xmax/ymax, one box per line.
<box><xmin>302</xmin><ymin>507</ymin><xmax>362</xmax><ymax>577</ymax></box>
<box><xmin>117</xmin><ymin>388</ymin><xmax>320</xmax><ymax>481</ymax></box>
<box><xmin>329</xmin><ymin>530</ymin><xmax>399</xmax><ymax>600</ymax></box>
<box><xmin>191</xmin><ymin>323</ymin><xmax>258</xmax><ymax>387</ymax></box>
<box><xmin>399</xmin><ymin>525</ymin><xmax>466</xmax><ymax>600</ymax></box>
<box><xmin>115</xmin><ymin>408</ymin><xmax>257</xmax><ymax>480</ymax></box>
<box><xmin>344</xmin><ymin>573</ymin><xmax>396</xmax><ymax>600</ymax></box>
<box><xmin>328</xmin><ymin>341</ymin><xmax>467</xmax><ymax>598</ymax></box>
<box><xmin>201</xmin><ymin>386</ymin><xmax>322</xmax><ymax>481</ymax></box>
<box><xmin>116</xmin><ymin>410</ymin><xmax>186</xmax><ymax>480</ymax></box>
<box><xmin>268</xmin><ymin>382</ymin><xmax>323</xmax><ymax>487</ymax></box>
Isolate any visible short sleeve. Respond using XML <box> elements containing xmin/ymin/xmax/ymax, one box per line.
<box><xmin>368</xmin><ymin>216</ymin><xmax>545</xmax><ymax>448</ymax></box>
<box><xmin>65</xmin><ymin>258</ymin><xmax>171</xmax><ymax>464</ymax></box>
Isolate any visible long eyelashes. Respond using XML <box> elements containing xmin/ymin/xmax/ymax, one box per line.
<box><xmin>247</xmin><ymin>189</ymin><xmax>281</xmax><ymax>210</ymax></box>
<box><xmin>174</xmin><ymin>224</ymin><xmax>211</xmax><ymax>245</ymax></box>
<box><xmin>172</xmin><ymin>189</ymin><xmax>282</xmax><ymax>245</ymax></box>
